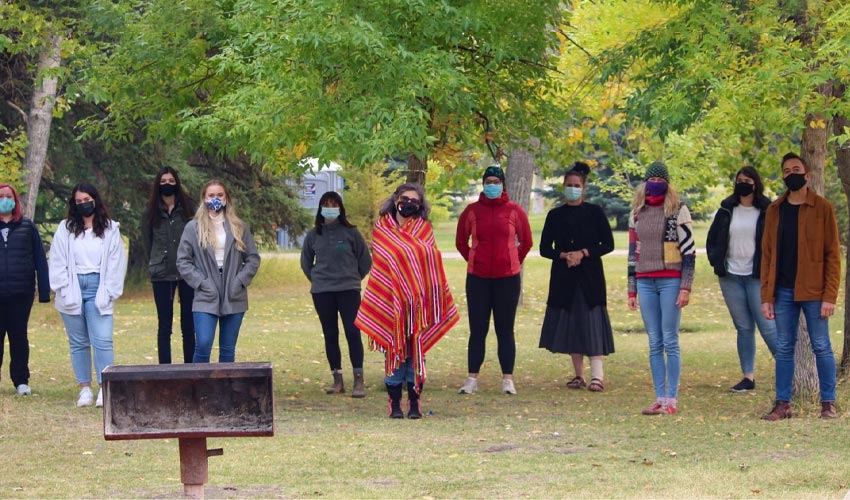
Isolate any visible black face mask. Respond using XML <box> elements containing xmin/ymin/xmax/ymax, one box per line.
<box><xmin>76</xmin><ymin>201</ymin><xmax>96</xmax><ymax>217</ymax></box>
<box><xmin>397</xmin><ymin>201</ymin><xmax>420</xmax><ymax>218</ymax></box>
<box><xmin>783</xmin><ymin>173</ymin><xmax>807</xmax><ymax>192</ymax></box>
<box><xmin>159</xmin><ymin>183</ymin><xmax>178</xmax><ymax>197</ymax></box>
<box><xmin>734</xmin><ymin>182</ymin><xmax>754</xmax><ymax>197</ymax></box>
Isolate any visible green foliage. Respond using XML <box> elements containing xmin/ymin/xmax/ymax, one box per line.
<box><xmin>590</xmin><ymin>0</ymin><xmax>850</xmax><ymax>179</ymax></box>
<box><xmin>0</xmin><ymin>124</ymin><xmax>27</xmax><ymax>185</ymax></box>
<box><xmin>82</xmin><ymin>0</ymin><xmax>563</xmax><ymax>174</ymax></box>
<box><xmin>40</xmin><ymin>102</ymin><xmax>309</xmax><ymax>276</ymax></box>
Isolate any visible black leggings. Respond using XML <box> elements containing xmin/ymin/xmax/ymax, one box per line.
<box><xmin>312</xmin><ymin>290</ymin><xmax>364</xmax><ymax>371</ymax></box>
<box><xmin>152</xmin><ymin>280</ymin><xmax>195</xmax><ymax>364</ymax></box>
<box><xmin>0</xmin><ymin>294</ymin><xmax>34</xmax><ymax>387</ymax></box>
<box><xmin>466</xmin><ymin>273</ymin><xmax>521</xmax><ymax>374</ymax></box>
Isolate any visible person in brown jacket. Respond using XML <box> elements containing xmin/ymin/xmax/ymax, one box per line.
<box><xmin>760</xmin><ymin>153</ymin><xmax>840</xmax><ymax>421</ymax></box>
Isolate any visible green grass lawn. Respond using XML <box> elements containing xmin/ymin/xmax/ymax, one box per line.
<box><xmin>0</xmin><ymin>239</ymin><xmax>847</xmax><ymax>498</ymax></box>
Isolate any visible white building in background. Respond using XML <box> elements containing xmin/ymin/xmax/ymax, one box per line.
<box><xmin>277</xmin><ymin>158</ymin><xmax>345</xmax><ymax>249</ymax></box>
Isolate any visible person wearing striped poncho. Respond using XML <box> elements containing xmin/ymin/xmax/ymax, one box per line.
<box><xmin>355</xmin><ymin>183</ymin><xmax>459</xmax><ymax>419</ymax></box>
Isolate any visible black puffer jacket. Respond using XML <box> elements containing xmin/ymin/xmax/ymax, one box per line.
<box><xmin>0</xmin><ymin>217</ymin><xmax>50</xmax><ymax>301</ymax></box>
<box><xmin>142</xmin><ymin>202</ymin><xmax>192</xmax><ymax>281</ymax></box>
<box><xmin>705</xmin><ymin>194</ymin><xmax>770</xmax><ymax>278</ymax></box>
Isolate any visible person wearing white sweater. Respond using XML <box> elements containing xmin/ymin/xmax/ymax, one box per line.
<box><xmin>49</xmin><ymin>182</ymin><xmax>127</xmax><ymax>408</ymax></box>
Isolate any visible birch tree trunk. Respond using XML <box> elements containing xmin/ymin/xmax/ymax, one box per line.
<box><xmin>22</xmin><ymin>33</ymin><xmax>62</xmax><ymax>219</ymax></box>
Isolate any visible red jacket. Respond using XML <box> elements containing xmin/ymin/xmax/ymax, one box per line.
<box><xmin>455</xmin><ymin>192</ymin><xmax>533</xmax><ymax>278</ymax></box>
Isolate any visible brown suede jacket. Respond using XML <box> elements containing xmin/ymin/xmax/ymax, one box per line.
<box><xmin>760</xmin><ymin>188</ymin><xmax>841</xmax><ymax>304</ymax></box>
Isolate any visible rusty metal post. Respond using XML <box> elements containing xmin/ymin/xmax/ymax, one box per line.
<box><xmin>179</xmin><ymin>438</ymin><xmax>208</xmax><ymax>499</ymax></box>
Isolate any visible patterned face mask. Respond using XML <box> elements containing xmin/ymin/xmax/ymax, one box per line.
<box><xmin>205</xmin><ymin>198</ymin><xmax>226</xmax><ymax>212</ymax></box>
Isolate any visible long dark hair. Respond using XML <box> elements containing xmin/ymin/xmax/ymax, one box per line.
<box><xmin>144</xmin><ymin>167</ymin><xmax>195</xmax><ymax>230</ymax></box>
<box><xmin>734</xmin><ymin>166</ymin><xmax>769</xmax><ymax>208</ymax></box>
<box><xmin>315</xmin><ymin>191</ymin><xmax>354</xmax><ymax>235</ymax></box>
<box><xmin>66</xmin><ymin>182</ymin><xmax>111</xmax><ymax>238</ymax></box>
<box><xmin>378</xmin><ymin>183</ymin><xmax>431</xmax><ymax>221</ymax></box>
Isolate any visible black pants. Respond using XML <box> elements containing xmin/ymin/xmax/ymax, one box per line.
<box><xmin>0</xmin><ymin>294</ymin><xmax>34</xmax><ymax>387</ymax></box>
<box><xmin>466</xmin><ymin>273</ymin><xmax>521</xmax><ymax>374</ymax></box>
<box><xmin>312</xmin><ymin>290</ymin><xmax>364</xmax><ymax>371</ymax></box>
<box><xmin>152</xmin><ymin>280</ymin><xmax>195</xmax><ymax>364</ymax></box>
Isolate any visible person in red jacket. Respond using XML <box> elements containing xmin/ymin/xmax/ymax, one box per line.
<box><xmin>455</xmin><ymin>165</ymin><xmax>533</xmax><ymax>395</ymax></box>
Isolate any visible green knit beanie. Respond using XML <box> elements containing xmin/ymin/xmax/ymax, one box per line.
<box><xmin>645</xmin><ymin>161</ymin><xmax>670</xmax><ymax>182</ymax></box>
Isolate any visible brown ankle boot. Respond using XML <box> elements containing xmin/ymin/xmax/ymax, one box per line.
<box><xmin>761</xmin><ymin>401</ymin><xmax>792</xmax><ymax>421</ymax></box>
<box><xmin>325</xmin><ymin>371</ymin><xmax>345</xmax><ymax>394</ymax></box>
<box><xmin>351</xmin><ymin>371</ymin><xmax>366</xmax><ymax>398</ymax></box>
<box><xmin>820</xmin><ymin>401</ymin><xmax>837</xmax><ymax>419</ymax></box>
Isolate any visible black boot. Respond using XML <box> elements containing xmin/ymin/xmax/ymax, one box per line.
<box><xmin>386</xmin><ymin>384</ymin><xmax>404</xmax><ymax>418</ymax></box>
<box><xmin>407</xmin><ymin>383</ymin><xmax>422</xmax><ymax>419</ymax></box>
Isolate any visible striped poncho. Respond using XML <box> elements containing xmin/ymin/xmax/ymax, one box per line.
<box><xmin>355</xmin><ymin>213</ymin><xmax>458</xmax><ymax>390</ymax></box>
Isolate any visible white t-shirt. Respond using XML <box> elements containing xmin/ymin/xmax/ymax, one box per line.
<box><xmin>211</xmin><ymin>215</ymin><xmax>226</xmax><ymax>268</ymax></box>
<box><xmin>72</xmin><ymin>228</ymin><xmax>104</xmax><ymax>274</ymax></box>
<box><xmin>726</xmin><ymin>205</ymin><xmax>760</xmax><ymax>276</ymax></box>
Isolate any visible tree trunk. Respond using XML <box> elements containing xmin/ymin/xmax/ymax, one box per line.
<box><xmin>406</xmin><ymin>153</ymin><xmax>427</xmax><ymax>186</ymax></box>
<box><xmin>506</xmin><ymin>148</ymin><xmax>534</xmax><ymax>212</ymax></box>
<box><xmin>506</xmin><ymin>139</ymin><xmax>538</xmax><ymax>307</ymax></box>
<box><xmin>794</xmin><ymin>111</ymin><xmax>830</xmax><ymax>401</ymax></box>
<box><xmin>532</xmin><ymin>168</ymin><xmax>544</xmax><ymax>214</ymax></box>
<box><xmin>22</xmin><ymin>33</ymin><xmax>62</xmax><ymax>219</ymax></box>
<box><xmin>832</xmin><ymin>84</ymin><xmax>850</xmax><ymax>375</ymax></box>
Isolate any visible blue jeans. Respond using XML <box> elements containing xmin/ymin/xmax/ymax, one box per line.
<box><xmin>60</xmin><ymin>273</ymin><xmax>114</xmax><ymax>385</ymax></box>
<box><xmin>718</xmin><ymin>274</ymin><xmax>778</xmax><ymax>375</ymax></box>
<box><xmin>192</xmin><ymin>312</ymin><xmax>245</xmax><ymax>363</ymax></box>
<box><xmin>384</xmin><ymin>357</ymin><xmax>416</xmax><ymax>386</ymax></box>
<box><xmin>637</xmin><ymin>278</ymin><xmax>681</xmax><ymax>399</ymax></box>
<box><xmin>773</xmin><ymin>287</ymin><xmax>836</xmax><ymax>403</ymax></box>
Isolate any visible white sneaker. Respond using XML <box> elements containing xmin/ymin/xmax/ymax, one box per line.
<box><xmin>16</xmin><ymin>384</ymin><xmax>31</xmax><ymax>396</ymax></box>
<box><xmin>95</xmin><ymin>388</ymin><xmax>103</xmax><ymax>408</ymax></box>
<box><xmin>458</xmin><ymin>377</ymin><xmax>478</xmax><ymax>394</ymax></box>
<box><xmin>77</xmin><ymin>387</ymin><xmax>94</xmax><ymax>407</ymax></box>
<box><xmin>502</xmin><ymin>379</ymin><xmax>517</xmax><ymax>395</ymax></box>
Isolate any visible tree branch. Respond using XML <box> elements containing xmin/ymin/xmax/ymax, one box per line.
<box><xmin>6</xmin><ymin>100</ymin><xmax>27</xmax><ymax>123</ymax></box>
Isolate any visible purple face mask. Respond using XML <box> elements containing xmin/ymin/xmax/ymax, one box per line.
<box><xmin>645</xmin><ymin>180</ymin><xmax>668</xmax><ymax>197</ymax></box>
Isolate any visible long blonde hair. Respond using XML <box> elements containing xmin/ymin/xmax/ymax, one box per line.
<box><xmin>194</xmin><ymin>180</ymin><xmax>247</xmax><ymax>252</ymax></box>
<box><xmin>631</xmin><ymin>182</ymin><xmax>681</xmax><ymax>217</ymax></box>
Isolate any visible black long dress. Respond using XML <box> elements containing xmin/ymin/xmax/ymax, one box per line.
<box><xmin>538</xmin><ymin>202</ymin><xmax>615</xmax><ymax>356</ymax></box>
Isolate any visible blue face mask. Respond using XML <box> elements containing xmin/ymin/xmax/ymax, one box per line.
<box><xmin>0</xmin><ymin>197</ymin><xmax>14</xmax><ymax>213</ymax></box>
<box><xmin>321</xmin><ymin>207</ymin><xmax>340</xmax><ymax>220</ymax></box>
<box><xmin>205</xmin><ymin>198</ymin><xmax>225</xmax><ymax>212</ymax></box>
<box><xmin>482</xmin><ymin>184</ymin><xmax>503</xmax><ymax>199</ymax></box>
<box><xmin>564</xmin><ymin>186</ymin><xmax>583</xmax><ymax>202</ymax></box>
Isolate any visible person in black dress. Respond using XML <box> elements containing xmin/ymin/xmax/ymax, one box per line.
<box><xmin>539</xmin><ymin>162</ymin><xmax>615</xmax><ymax>392</ymax></box>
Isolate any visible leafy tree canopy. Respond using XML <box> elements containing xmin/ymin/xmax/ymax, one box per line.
<box><xmin>82</xmin><ymin>0</ymin><xmax>564</xmax><ymax>176</ymax></box>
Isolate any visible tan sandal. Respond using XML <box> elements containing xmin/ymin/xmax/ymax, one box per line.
<box><xmin>566</xmin><ymin>376</ymin><xmax>586</xmax><ymax>389</ymax></box>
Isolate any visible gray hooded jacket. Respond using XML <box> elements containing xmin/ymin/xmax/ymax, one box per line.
<box><xmin>176</xmin><ymin>218</ymin><xmax>261</xmax><ymax>316</ymax></box>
